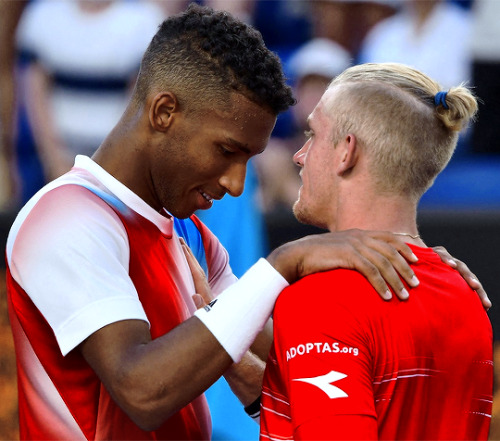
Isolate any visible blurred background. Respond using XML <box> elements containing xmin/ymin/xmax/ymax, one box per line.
<box><xmin>1</xmin><ymin>0</ymin><xmax>499</xmax><ymax>439</ymax></box>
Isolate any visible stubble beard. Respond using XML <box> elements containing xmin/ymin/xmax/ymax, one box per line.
<box><xmin>293</xmin><ymin>198</ymin><xmax>329</xmax><ymax>230</ymax></box>
<box><xmin>292</xmin><ymin>199</ymin><xmax>311</xmax><ymax>226</ymax></box>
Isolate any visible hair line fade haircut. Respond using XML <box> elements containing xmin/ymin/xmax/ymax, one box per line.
<box><xmin>133</xmin><ymin>3</ymin><xmax>295</xmax><ymax>116</ymax></box>
<box><xmin>325</xmin><ymin>63</ymin><xmax>478</xmax><ymax>198</ymax></box>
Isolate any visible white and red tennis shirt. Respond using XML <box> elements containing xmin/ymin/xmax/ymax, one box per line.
<box><xmin>6</xmin><ymin>155</ymin><xmax>239</xmax><ymax>440</ymax></box>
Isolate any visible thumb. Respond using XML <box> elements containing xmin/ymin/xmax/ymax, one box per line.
<box><xmin>192</xmin><ymin>294</ymin><xmax>206</xmax><ymax>309</ymax></box>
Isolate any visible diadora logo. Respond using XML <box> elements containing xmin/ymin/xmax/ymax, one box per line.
<box><xmin>286</xmin><ymin>342</ymin><xmax>359</xmax><ymax>361</ymax></box>
<box><xmin>293</xmin><ymin>370</ymin><xmax>348</xmax><ymax>399</ymax></box>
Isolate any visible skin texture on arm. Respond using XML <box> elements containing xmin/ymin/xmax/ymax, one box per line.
<box><xmin>182</xmin><ymin>229</ymin><xmax>418</xmax><ymax>408</ymax></box>
<box><xmin>77</xmin><ymin>16</ymin><xmax>488</xmax><ymax>433</ymax></box>
<box><xmin>270</xmin><ymin>233</ymin><xmax>491</xmax><ymax>308</ymax></box>
<box><xmin>79</xmin><ymin>317</ymin><xmax>233</xmax><ymax>431</ymax></box>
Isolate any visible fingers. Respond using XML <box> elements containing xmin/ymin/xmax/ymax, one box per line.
<box><xmin>351</xmin><ymin>243</ymin><xmax>411</xmax><ymax>301</ymax></box>
<box><xmin>455</xmin><ymin>261</ymin><xmax>491</xmax><ymax>310</ymax></box>
<box><xmin>305</xmin><ymin>230</ymin><xmax>419</xmax><ymax>300</ymax></box>
<box><xmin>432</xmin><ymin>246</ymin><xmax>492</xmax><ymax>310</ymax></box>
<box><xmin>372</xmin><ymin>232</ymin><xmax>419</xmax><ymax>264</ymax></box>
<box><xmin>347</xmin><ymin>255</ymin><xmax>394</xmax><ymax>300</ymax></box>
<box><xmin>454</xmin><ymin>260</ymin><xmax>491</xmax><ymax>310</ymax></box>
<box><xmin>179</xmin><ymin>238</ymin><xmax>214</xmax><ymax>305</ymax></box>
<box><xmin>192</xmin><ymin>294</ymin><xmax>206</xmax><ymax>309</ymax></box>
<box><xmin>362</xmin><ymin>234</ymin><xmax>420</xmax><ymax>288</ymax></box>
<box><xmin>330</xmin><ymin>231</ymin><xmax>418</xmax><ymax>300</ymax></box>
<box><xmin>180</xmin><ymin>238</ymin><xmax>205</xmax><ymax>278</ymax></box>
<box><xmin>432</xmin><ymin>245</ymin><xmax>458</xmax><ymax>268</ymax></box>
<box><xmin>270</xmin><ymin>229</ymin><xmax>422</xmax><ymax>299</ymax></box>
<box><xmin>180</xmin><ymin>238</ymin><xmax>208</xmax><ymax>286</ymax></box>
<box><xmin>474</xmin><ymin>286</ymin><xmax>491</xmax><ymax>311</ymax></box>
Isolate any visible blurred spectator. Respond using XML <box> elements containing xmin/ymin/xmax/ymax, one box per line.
<box><xmin>358</xmin><ymin>0</ymin><xmax>472</xmax><ymax>89</ymax></box>
<box><xmin>256</xmin><ymin>38</ymin><xmax>352</xmax><ymax>215</ymax></box>
<box><xmin>470</xmin><ymin>0</ymin><xmax>500</xmax><ymax>154</ymax></box>
<box><xmin>308</xmin><ymin>0</ymin><xmax>397</xmax><ymax>59</ymax></box>
<box><xmin>253</xmin><ymin>0</ymin><xmax>312</xmax><ymax>62</ymax></box>
<box><xmin>358</xmin><ymin>0</ymin><xmax>474</xmax><ymax>155</ymax></box>
<box><xmin>148</xmin><ymin>0</ymin><xmax>189</xmax><ymax>17</ymax></box>
<box><xmin>0</xmin><ymin>1</ymin><xmax>27</xmax><ymax>210</ymax></box>
<box><xmin>203</xmin><ymin>0</ymin><xmax>256</xmax><ymax>23</ymax></box>
<box><xmin>16</xmin><ymin>0</ymin><xmax>163</xmax><ymax>183</ymax></box>
<box><xmin>287</xmin><ymin>39</ymin><xmax>353</xmax><ymax>131</ymax></box>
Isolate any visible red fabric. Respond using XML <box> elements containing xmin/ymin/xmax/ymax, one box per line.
<box><xmin>260</xmin><ymin>246</ymin><xmax>493</xmax><ymax>440</ymax></box>
<box><xmin>7</xmin><ymin>186</ymin><xmax>212</xmax><ymax>440</ymax></box>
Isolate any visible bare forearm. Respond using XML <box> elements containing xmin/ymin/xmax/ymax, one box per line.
<box><xmin>80</xmin><ymin>317</ymin><xmax>233</xmax><ymax>431</ymax></box>
<box><xmin>223</xmin><ymin>350</ymin><xmax>265</xmax><ymax>407</ymax></box>
<box><xmin>250</xmin><ymin>319</ymin><xmax>273</xmax><ymax>362</ymax></box>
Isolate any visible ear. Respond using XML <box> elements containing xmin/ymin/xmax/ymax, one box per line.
<box><xmin>148</xmin><ymin>92</ymin><xmax>178</xmax><ymax>132</ymax></box>
<box><xmin>336</xmin><ymin>133</ymin><xmax>359</xmax><ymax>176</ymax></box>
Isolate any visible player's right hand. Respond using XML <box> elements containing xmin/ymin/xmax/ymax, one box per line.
<box><xmin>179</xmin><ymin>238</ymin><xmax>214</xmax><ymax>308</ymax></box>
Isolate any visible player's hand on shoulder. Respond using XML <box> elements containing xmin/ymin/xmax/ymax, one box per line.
<box><xmin>267</xmin><ymin>229</ymin><xmax>420</xmax><ymax>301</ymax></box>
<box><xmin>433</xmin><ymin>245</ymin><xmax>491</xmax><ymax>310</ymax></box>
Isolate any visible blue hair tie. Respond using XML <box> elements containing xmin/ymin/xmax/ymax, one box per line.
<box><xmin>434</xmin><ymin>91</ymin><xmax>449</xmax><ymax>109</ymax></box>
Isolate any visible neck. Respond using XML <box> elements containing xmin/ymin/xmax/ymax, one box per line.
<box><xmin>92</xmin><ymin>110</ymin><xmax>160</xmax><ymax>210</ymax></box>
<box><xmin>330</xmin><ymin>191</ymin><xmax>423</xmax><ymax>246</ymax></box>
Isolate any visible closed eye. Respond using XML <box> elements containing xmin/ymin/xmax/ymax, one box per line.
<box><xmin>218</xmin><ymin>144</ymin><xmax>236</xmax><ymax>156</ymax></box>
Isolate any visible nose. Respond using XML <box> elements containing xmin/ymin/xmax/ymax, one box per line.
<box><xmin>293</xmin><ymin>143</ymin><xmax>308</xmax><ymax>167</ymax></box>
<box><xmin>219</xmin><ymin>162</ymin><xmax>247</xmax><ymax>197</ymax></box>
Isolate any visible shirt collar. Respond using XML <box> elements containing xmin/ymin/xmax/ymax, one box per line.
<box><xmin>73</xmin><ymin>155</ymin><xmax>174</xmax><ymax>237</ymax></box>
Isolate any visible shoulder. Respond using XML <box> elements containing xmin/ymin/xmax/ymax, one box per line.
<box><xmin>7</xmin><ymin>182</ymin><xmax>127</xmax><ymax>268</ymax></box>
<box><xmin>275</xmin><ymin>269</ymin><xmax>384</xmax><ymax>321</ymax></box>
<box><xmin>283</xmin><ymin>268</ymin><xmax>377</xmax><ymax>299</ymax></box>
<box><xmin>23</xmin><ymin>183</ymin><xmax>125</xmax><ymax>229</ymax></box>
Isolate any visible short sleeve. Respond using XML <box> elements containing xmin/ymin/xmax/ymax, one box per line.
<box><xmin>8</xmin><ymin>185</ymin><xmax>149</xmax><ymax>356</ymax></box>
<box><xmin>271</xmin><ymin>270</ymin><xmax>378</xmax><ymax>432</ymax></box>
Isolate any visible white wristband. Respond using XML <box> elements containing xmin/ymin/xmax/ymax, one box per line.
<box><xmin>194</xmin><ymin>258</ymin><xmax>288</xmax><ymax>362</ymax></box>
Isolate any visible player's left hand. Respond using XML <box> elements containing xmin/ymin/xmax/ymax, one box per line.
<box><xmin>179</xmin><ymin>238</ymin><xmax>214</xmax><ymax>309</ymax></box>
<box><xmin>433</xmin><ymin>245</ymin><xmax>491</xmax><ymax>310</ymax></box>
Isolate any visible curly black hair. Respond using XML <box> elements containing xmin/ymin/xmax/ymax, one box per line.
<box><xmin>133</xmin><ymin>3</ymin><xmax>295</xmax><ymax>115</ymax></box>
